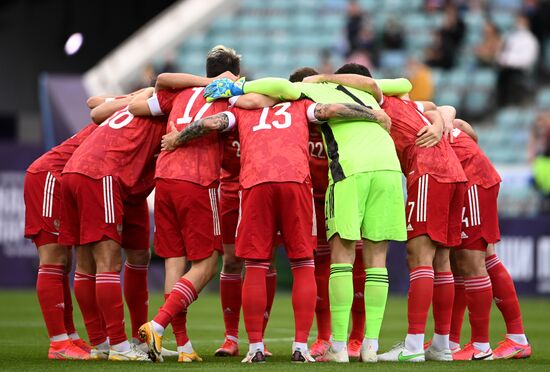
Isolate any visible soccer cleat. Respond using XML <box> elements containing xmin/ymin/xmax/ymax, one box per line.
<box><xmin>178</xmin><ymin>351</ymin><xmax>203</xmax><ymax>362</ymax></box>
<box><xmin>378</xmin><ymin>342</ymin><xmax>425</xmax><ymax>362</ymax></box>
<box><xmin>138</xmin><ymin>322</ymin><xmax>163</xmax><ymax>362</ymax></box>
<box><xmin>452</xmin><ymin>343</ymin><xmax>493</xmax><ymax>361</ymax></box>
<box><xmin>359</xmin><ymin>344</ymin><xmax>378</xmax><ymax>362</ymax></box>
<box><xmin>493</xmin><ymin>338</ymin><xmax>531</xmax><ymax>359</ymax></box>
<box><xmin>241</xmin><ymin>349</ymin><xmax>266</xmax><ymax>363</ymax></box>
<box><xmin>309</xmin><ymin>339</ymin><xmax>331</xmax><ymax>358</ymax></box>
<box><xmin>108</xmin><ymin>343</ymin><xmax>151</xmax><ymax>361</ymax></box>
<box><xmin>315</xmin><ymin>346</ymin><xmax>350</xmax><ymax>363</ymax></box>
<box><xmin>347</xmin><ymin>339</ymin><xmax>362</xmax><ymax>359</ymax></box>
<box><xmin>72</xmin><ymin>338</ymin><xmax>92</xmax><ymax>353</ymax></box>
<box><xmin>264</xmin><ymin>344</ymin><xmax>273</xmax><ymax>357</ymax></box>
<box><xmin>291</xmin><ymin>349</ymin><xmax>315</xmax><ymax>363</ymax></box>
<box><xmin>48</xmin><ymin>339</ymin><xmax>90</xmax><ymax>360</ymax></box>
<box><xmin>424</xmin><ymin>339</ymin><xmax>460</xmax><ymax>355</ymax></box>
<box><xmin>90</xmin><ymin>345</ymin><xmax>110</xmax><ymax>360</ymax></box>
<box><xmin>215</xmin><ymin>338</ymin><xmax>239</xmax><ymax>356</ymax></box>
<box><xmin>425</xmin><ymin>345</ymin><xmax>453</xmax><ymax>361</ymax></box>
<box><xmin>161</xmin><ymin>347</ymin><xmax>179</xmax><ymax>357</ymax></box>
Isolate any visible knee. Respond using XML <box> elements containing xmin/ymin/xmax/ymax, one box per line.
<box><xmin>222</xmin><ymin>256</ymin><xmax>243</xmax><ymax>274</ymax></box>
<box><xmin>125</xmin><ymin>250</ymin><xmax>151</xmax><ymax>266</ymax></box>
<box><xmin>95</xmin><ymin>255</ymin><xmax>122</xmax><ymax>273</ymax></box>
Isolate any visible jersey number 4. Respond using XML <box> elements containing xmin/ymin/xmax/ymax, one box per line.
<box><xmin>252</xmin><ymin>102</ymin><xmax>292</xmax><ymax>132</ymax></box>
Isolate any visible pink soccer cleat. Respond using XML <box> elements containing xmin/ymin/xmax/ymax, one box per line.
<box><xmin>493</xmin><ymin>338</ymin><xmax>531</xmax><ymax>359</ymax></box>
<box><xmin>310</xmin><ymin>339</ymin><xmax>331</xmax><ymax>358</ymax></box>
<box><xmin>452</xmin><ymin>343</ymin><xmax>493</xmax><ymax>361</ymax></box>
<box><xmin>347</xmin><ymin>339</ymin><xmax>362</xmax><ymax>359</ymax></box>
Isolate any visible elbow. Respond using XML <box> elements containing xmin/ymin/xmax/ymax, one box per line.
<box><xmin>86</xmin><ymin>96</ymin><xmax>101</xmax><ymax>109</ymax></box>
<box><xmin>90</xmin><ymin>109</ymin><xmax>102</xmax><ymax>124</ymax></box>
<box><xmin>422</xmin><ymin>101</ymin><xmax>437</xmax><ymax>111</ymax></box>
<box><xmin>155</xmin><ymin>73</ymin><xmax>169</xmax><ymax>89</ymax></box>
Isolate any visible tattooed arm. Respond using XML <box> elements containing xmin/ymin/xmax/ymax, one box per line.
<box><xmin>313</xmin><ymin>103</ymin><xmax>392</xmax><ymax>132</ymax></box>
<box><xmin>161</xmin><ymin>113</ymin><xmax>230</xmax><ymax>151</ymax></box>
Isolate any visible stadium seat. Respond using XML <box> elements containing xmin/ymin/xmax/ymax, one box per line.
<box><xmin>492</xmin><ymin>11</ymin><xmax>516</xmax><ymax>32</ymax></box>
<box><xmin>473</xmin><ymin>69</ymin><xmax>497</xmax><ymax>89</ymax></box>
<box><xmin>537</xmin><ymin>88</ymin><xmax>550</xmax><ymax>109</ymax></box>
<box><xmin>435</xmin><ymin>89</ymin><xmax>462</xmax><ymax>108</ymax></box>
<box><xmin>464</xmin><ymin>91</ymin><xmax>491</xmax><ymax>116</ymax></box>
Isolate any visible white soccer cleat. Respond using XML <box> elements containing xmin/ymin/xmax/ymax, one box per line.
<box><xmin>135</xmin><ymin>340</ymin><xmax>178</xmax><ymax>358</ymax></box>
<box><xmin>315</xmin><ymin>346</ymin><xmax>350</xmax><ymax>363</ymax></box>
<box><xmin>241</xmin><ymin>349</ymin><xmax>266</xmax><ymax>363</ymax></box>
<box><xmin>291</xmin><ymin>348</ymin><xmax>315</xmax><ymax>363</ymax></box>
<box><xmin>425</xmin><ymin>345</ymin><xmax>453</xmax><ymax>361</ymax></box>
<box><xmin>378</xmin><ymin>342</ymin><xmax>425</xmax><ymax>362</ymax></box>
<box><xmin>108</xmin><ymin>343</ymin><xmax>151</xmax><ymax>361</ymax></box>
<box><xmin>89</xmin><ymin>346</ymin><xmax>110</xmax><ymax>360</ymax></box>
<box><xmin>359</xmin><ymin>344</ymin><xmax>378</xmax><ymax>362</ymax></box>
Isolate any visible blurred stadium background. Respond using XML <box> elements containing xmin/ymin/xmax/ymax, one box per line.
<box><xmin>1</xmin><ymin>0</ymin><xmax>550</xmax><ymax>297</ymax></box>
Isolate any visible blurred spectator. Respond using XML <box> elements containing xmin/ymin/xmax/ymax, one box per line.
<box><xmin>346</xmin><ymin>48</ymin><xmax>376</xmax><ymax>73</ymax></box>
<box><xmin>474</xmin><ymin>21</ymin><xmax>502</xmax><ymax>66</ymax></box>
<box><xmin>158</xmin><ymin>51</ymin><xmax>178</xmax><ymax>73</ymax></box>
<box><xmin>407</xmin><ymin>58</ymin><xmax>434</xmax><ymax>101</ymax></box>
<box><xmin>497</xmin><ymin>13</ymin><xmax>540</xmax><ymax>106</ymax></box>
<box><xmin>345</xmin><ymin>0</ymin><xmax>363</xmax><ymax>55</ymax></box>
<box><xmin>523</xmin><ymin>0</ymin><xmax>550</xmax><ymax>69</ymax></box>
<box><xmin>381</xmin><ymin>18</ymin><xmax>405</xmax><ymax>50</ymax></box>
<box><xmin>529</xmin><ymin>111</ymin><xmax>550</xmax><ymax>213</ymax></box>
<box><xmin>425</xmin><ymin>30</ymin><xmax>455</xmax><ymax>69</ymax></box>
<box><xmin>426</xmin><ymin>3</ymin><xmax>466</xmax><ymax>69</ymax></box>
<box><xmin>318</xmin><ymin>48</ymin><xmax>334</xmax><ymax>74</ymax></box>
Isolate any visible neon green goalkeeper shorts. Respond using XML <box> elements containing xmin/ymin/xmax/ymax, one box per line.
<box><xmin>325</xmin><ymin>170</ymin><xmax>407</xmax><ymax>242</ymax></box>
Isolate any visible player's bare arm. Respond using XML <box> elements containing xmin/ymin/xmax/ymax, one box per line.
<box><xmin>90</xmin><ymin>95</ymin><xmax>132</xmax><ymax>124</ymax></box>
<box><xmin>161</xmin><ymin>113</ymin><xmax>230</xmax><ymax>151</ymax></box>
<box><xmin>436</xmin><ymin>105</ymin><xmax>457</xmax><ymax>143</ymax></box>
<box><xmin>304</xmin><ymin>74</ymin><xmax>383</xmax><ymax>103</ymax></box>
<box><xmin>156</xmin><ymin>71</ymin><xmax>238</xmax><ymax>91</ymax></box>
<box><xmin>415</xmin><ymin>110</ymin><xmax>444</xmax><ymax>148</ymax></box>
<box><xmin>453</xmin><ymin>118</ymin><xmax>479</xmax><ymax>142</ymax></box>
<box><xmin>314</xmin><ymin>103</ymin><xmax>392</xmax><ymax>132</ymax></box>
<box><xmin>417</xmin><ymin>101</ymin><xmax>437</xmax><ymax>111</ymax></box>
<box><xmin>127</xmin><ymin>87</ymin><xmax>156</xmax><ymax>116</ymax></box>
<box><xmin>234</xmin><ymin>93</ymin><xmax>279</xmax><ymax>109</ymax></box>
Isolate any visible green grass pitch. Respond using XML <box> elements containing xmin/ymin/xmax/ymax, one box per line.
<box><xmin>1</xmin><ymin>290</ymin><xmax>549</xmax><ymax>371</ymax></box>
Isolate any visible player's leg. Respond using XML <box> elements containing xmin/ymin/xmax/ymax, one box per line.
<box><xmin>263</xmin><ymin>255</ymin><xmax>277</xmax><ymax>341</ymax></box>
<box><xmin>449</xmin><ymin>249</ymin><xmax>466</xmax><ymax>352</ymax></box>
<box><xmin>311</xmin><ymin>251</ymin><xmax>331</xmax><ymax>357</ymax></box>
<box><xmin>452</xmin><ymin>246</ymin><xmax>493</xmax><ymax>360</ymax></box>
<box><xmin>163</xmin><ymin>257</ymin><xmax>189</xmax><ymax>353</ymax></box>
<box><xmin>348</xmin><ymin>245</ymin><xmax>366</xmax><ymax>359</ymax></box>
<box><xmin>430</xmin><ymin>247</ymin><xmax>454</xmax><ymax>357</ymax></box>
<box><xmin>277</xmin><ymin>181</ymin><xmax>317</xmax><ymax>363</ymax></box>
<box><xmin>217</xmin><ymin>184</ymin><xmax>243</xmax><ymax>356</ymax></box>
<box><xmin>362</xmin><ymin>171</ymin><xmax>405</xmax><ymax>362</ymax></box>
<box><xmin>74</xmin><ymin>246</ymin><xmax>109</xmax><ymax>359</ymax></box>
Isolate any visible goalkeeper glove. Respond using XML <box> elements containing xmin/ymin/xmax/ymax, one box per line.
<box><xmin>204</xmin><ymin>77</ymin><xmax>246</xmax><ymax>102</ymax></box>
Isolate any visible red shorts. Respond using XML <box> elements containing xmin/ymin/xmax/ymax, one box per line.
<box><xmin>220</xmin><ymin>181</ymin><xmax>240</xmax><ymax>245</ymax></box>
<box><xmin>314</xmin><ymin>198</ymin><xmax>330</xmax><ymax>255</ymax></box>
<box><xmin>154</xmin><ymin>178</ymin><xmax>222</xmax><ymax>260</ymax></box>
<box><xmin>59</xmin><ymin>173</ymin><xmax>123</xmax><ymax>246</ymax></box>
<box><xmin>406</xmin><ymin>174</ymin><xmax>466</xmax><ymax>247</ymax></box>
<box><xmin>24</xmin><ymin>171</ymin><xmax>62</xmax><ymax>247</ymax></box>
<box><xmin>456</xmin><ymin>184</ymin><xmax>501</xmax><ymax>251</ymax></box>
<box><xmin>122</xmin><ymin>198</ymin><xmax>150</xmax><ymax>251</ymax></box>
<box><xmin>236</xmin><ymin>181</ymin><xmax>316</xmax><ymax>260</ymax></box>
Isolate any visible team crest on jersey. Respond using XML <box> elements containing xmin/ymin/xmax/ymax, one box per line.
<box><xmin>54</xmin><ymin>219</ymin><xmax>60</xmax><ymax>231</ymax></box>
<box><xmin>407</xmin><ymin>224</ymin><xmax>413</xmax><ymax>231</ymax></box>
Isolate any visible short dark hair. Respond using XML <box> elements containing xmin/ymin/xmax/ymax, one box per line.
<box><xmin>289</xmin><ymin>67</ymin><xmax>319</xmax><ymax>83</ymax></box>
<box><xmin>205</xmin><ymin>45</ymin><xmax>241</xmax><ymax>78</ymax></box>
<box><xmin>334</xmin><ymin>63</ymin><xmax>372</xmax><ymax>77</ymax></box>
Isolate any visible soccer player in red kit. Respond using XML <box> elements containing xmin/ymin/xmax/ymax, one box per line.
<box><xmin>59</xmin><ymin>88</ymin><xmax>166</xmax><ymax>361</ymax></box>
<box><xmin>133</xmin><ymin>46</ymin><xmax>242</xmax><ymax>363</ymax></box>
<box><xmin>434</xmin><ymin>113</ymin><xmax>531</xmax><ymax>360</ymax></box>
<box><xmin>24</xmin><ymin>123</ymin><xmax>98</xmax><ymax>360</ymax></box>
<box><xmin>308</xmin><ymin>64</ymin><xmax>468</xmax><ymax>362</ymax></box>
<box><xmin>157</xmin><ymin>93</ymin><xmax>391</xmax><ymax>363</ymax></box>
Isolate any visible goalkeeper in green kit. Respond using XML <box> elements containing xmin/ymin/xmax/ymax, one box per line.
<box><xmin>205</xmin><ymin>65</ymin><xmax>410</xmax><ymax>362</ymax></box>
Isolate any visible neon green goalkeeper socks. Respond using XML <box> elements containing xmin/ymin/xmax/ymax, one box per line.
<box><xmin>329</xmin><ymin>263</ymin><xmax>354</xmax><ymax>342</ymax></box>
<box><xmin>364</xmin><ymin>267</ymin><xmax>389</xmax><ymax>339</ymax></box>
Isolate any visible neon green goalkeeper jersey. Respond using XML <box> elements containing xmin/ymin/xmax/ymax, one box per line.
<box><xmin>295</xmin><ymin>82</ymin><xmax>401</xmax><ymax>182</ymax></box>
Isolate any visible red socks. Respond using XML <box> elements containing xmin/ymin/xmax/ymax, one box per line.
<box><xmin>74</xmin><ymin>272</ymin><xmax>107</xmax><ymax>345</ymax></box>
<box><xmin>165</xmin><ymin>294</ymin><xmax>188</xmax><ymax>346</ymax></box>
<box><xmin>433</xmin><ymin>272</ymin><xmax>454</xmax><ymax>336</ymax></box>
<box><xmin>96</xmin><ymin>272</ymin><xmax>127</xmax><ymax>345</ymax></box>
<box><xmin>154</xmin><ymin>277</ymin><xmax>197</xmax><ymax>329</ymax></box>
<box><xmin>350</xmin><ymin>256</ymin><xmax>366</xmax><ymax>341</ymax></box>
<box><xmin>314</xmin><ymin>254</ymin><xmax>331</xmax><ymax>341</ymax></box>
<box><xmin>263</xmin><ymin>269</ymin><xmax>277</xmax><ymax>335</ymax></box>
<box><xmin>123</xmin><ymin>262</ymin><xmax>149</xmax><ymax>340</ymax></box>
<box><xmin>290</xmin><ymin>259</ymin><xmax>316</xmax><ymax>343</ymax></box>
<box><xmin>486</xmin><ymin>254</ymin><xmax>524</xmax><ymax>334</ymax></box>
<box><xmin>62</xmin><ymin>272</ymin><xmax>77</xmax><ymax>336</ymax></box>
<box><xmin>407</xmin><ymin>266</ymin><xmax>434</xmax><ymax>334</ymax></box>
<box><xmin>220</xmin><ymin>272</ymin><xmax>242</xmax><ymax>339</ymax></box>
<box><xmin>450</xmin><ymin>275</ymin><xmax>466</xmax><ymax>345</ymax></box>
<box><xmin>464</xmin><ymin>276</ymin><xmax>492</xmax><ymax>343</ymax></box>
<box><xmin>242</xmin><ymin>261</ymin><xmax>269</xmax><ymax>343</ymax></box>
<box><xmin>36</xmin><ymin>265</ymin><xmax>66</xmax><ymax>338</ymax></box>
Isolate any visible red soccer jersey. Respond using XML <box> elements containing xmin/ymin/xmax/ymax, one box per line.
<box><xmin>27</xmin><ymin>123</ymin><xmax>97</xmax><ymax>178</ymax></box>
<box><xmin>227</xmin><ymin>99</ymin><xmax>318</xmax><ymax>189</ymax></box>
<box><xmin>450</xmin><ymin>128</ymin><xmax>501</xmax><ymax>188</ymax></box>
<box><xmin>63</xmin><ymin>107</ymin><xmax>166</xmax><ymax>198</ymax></box>
<box><xmin>381</xmin><ymin>96</ymin><xmax>467</xmax><ymax>185</ymax></box>
<box><xmin>151</xmin><ymin>87</ymin><xmax>229</xmax><ymax>185</ymax></box>
<box><xmin>220</xmin><ymin>131</ymin><xmax>241</xmax><ymax>186</ymax></box>
<box><xmin>309</xmin><ymin>123</ymin><xmax>328</xmax><ymax>201</ymax></box>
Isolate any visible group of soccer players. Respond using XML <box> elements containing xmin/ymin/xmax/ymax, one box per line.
<box><xmin>24</xmin><ymin>45</ymin><xmax>531</xmax><ymax>363</ymax></box>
